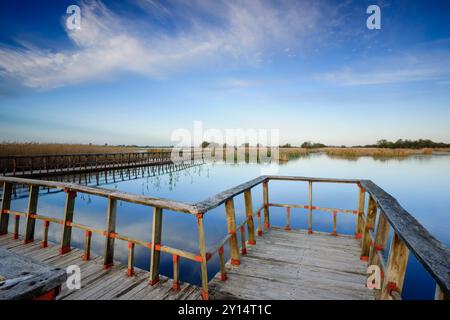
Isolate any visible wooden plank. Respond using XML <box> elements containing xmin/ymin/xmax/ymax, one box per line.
<box><xmin>0</xmin><ymin>177</ymin><xmax>198</xmax><ymax>214</ymax></box>
<box><xmin>195</xmin><ymin>176</ymin><xmax>267</xmax><ymax>212</ymax></box>
<box><xmin>24</xmin><ymin>185</ymin><xmax>39</xmax><ymax>244</ymax></box>
<box><xmin>149</xmin><ymin>207</ymin><xmax>162</xmax><ymax>285</ymax></box>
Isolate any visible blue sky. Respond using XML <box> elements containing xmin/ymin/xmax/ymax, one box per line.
<box><xmin>0</xmin><ymin>0</ymin><xmax>450</xmax><ymax>146</ymax></box>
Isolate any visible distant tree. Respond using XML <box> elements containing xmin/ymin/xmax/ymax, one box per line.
<box><xmin>301</xmin><ymin>141</ymin><xmax>326</xmax><ymax>149</ymax></box>
<box><xmin>201</xmin><ymin>141</ymin><xmax>210</xmax><ymax>148</ymax></box>
<box><xmin>280</xmin><ymin>143</ymin><xmax>292</xmax><ymax>148</ymax></box>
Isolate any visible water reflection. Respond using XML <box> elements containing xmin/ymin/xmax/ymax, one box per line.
<box><xmin>1</xmin><ymin>153</ymin><xmax>449</xmax><ymax>300</ymax></box>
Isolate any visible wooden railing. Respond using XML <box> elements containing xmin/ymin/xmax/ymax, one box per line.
<box><xmin>0</xmin><ymin>149</ymin><xmax>209</xmax><ymax>177</ymax></box>
<box><xmin>0</xmin><ymin>151</ymin><xmax>173</xmax><ymax>176</ymax></box>
<box><xmin>0</xmin><ymin>175</ymin><xmax>448</xmax><ymax>300</ymax></box>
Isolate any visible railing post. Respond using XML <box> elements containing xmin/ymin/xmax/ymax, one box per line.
<box><xmin>262</xmin><ymin>180</ymin><xmax>270</xmax><ymax>230</ymax></box>
<box><xmin>256</xmin><ymin>210</ymin><xmax>262</xmax><ymax>236</ymax></box>
<box><xmin>24</xmin><ymin>185</ymin><xmax>39</xmax><ymax>244</ymax></box>
<box><xmin>172</xmin><ymin>254</ymin><xmax>180</xmax><ymax>291</ymax></box>
<box><xmin>40</xmin><ymin>220</ymin><xmax>49</xmax><ymax>248</ymax></box>
<box><xmin>285</xmin><ymin>207</ymin><xmax>292</xmax><ymax>231</ymax></box>
<box><xmin>103</xmin><ymin>197</ymin><xmax>117</xmax><ymax>268</ymax></box>
<box><xmin>332</xmin><ymin>211</ymin><xmax>337</xmax><ymax>236</ymax></box>
<box><xmin>0</xmin><ymin>181</ymin><xmax>13</xmax><ymax>235</ymax></box>
<box><xmin>435</xmin><ymin>284</ymin><xmax>449</xmax><ymax>300</ymax></box>
<box><xmin>369</xmin><ymin>210</ymin><xmax>390</xmax><ymax>267</ymax></box>
<box><xmin>149</xmin><ymin>207</ymin><xmax>162</xmax><ymax>285</ymax></box>
<box><xmin>240</xmin><ymin>226</ymin><xmax>247</xmax><ymax>255</ymax></box>
<box><xmin>308</xmin><ymin>181</ymin><xmax>313</xmax><ymax>234</ymax></box>
<box><xmin>60</xmin><ymin>189</ymin><xmax>76</xmax><ymax>254</ymax></box>
<box><xmin>244</xmin><ymin>190</ymin><xmax>256</xmax><ymax>245</ymax></box>
<box><xmin>380</xmin><ymin>233</ymin><xmax>410</xmax><ymax>300</ymax></box>
<box><xmin>360</xmin><ymin>196</ymin><xmax>377</xmax><ymax>261</ymax></box>
<box><xmin>218</xmin><ymin>246</ymin><xmax>227</xmax><ymax>281</ymax></box>
<box><xmin>13</xmin><ymin>215</ymin><xmax>20</xmax><ymax>239</ymax></box>
<box><xmin>356</xmin><ymin>184</ymin><xmax>366</xmax><ymax>240</ymax></box>
<box><xmin>196</xmin><ymin>213</ymin><xmax>209</xmax><ymax>300</ymax></box>
<box><xmin>83</xmin><ymin>230</ymin><xmax>92</xmax><ymax>261</ymax></box>
<box><xmin>225</xmin><ymin>198</ymin><xmax>240</xmax><ymax>266</ymax></box>
<box><xmin>127</xmin><ymin>242</ymin><xmax>135</xmax><ymax>276</ymax></box>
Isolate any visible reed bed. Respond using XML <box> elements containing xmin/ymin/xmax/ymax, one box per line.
<box><xmin>322</xmin><ymin>147</ymin><xmax>433</xmax><ymax>158</ymax></box>
<box><xmin>0</xmin><ymin>143</ymin><xmax>139</xmax><ymax>156</ymax></box>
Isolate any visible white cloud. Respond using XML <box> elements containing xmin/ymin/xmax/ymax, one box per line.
<box><xmin>316</xmin><ymin>52</ymin><xmax>450</xmax><ymax>86</ymax></box>
<box><xmin>0</xmin><ymin>0</ymin><xmax>326</xmax><ymax>89</ymax></box>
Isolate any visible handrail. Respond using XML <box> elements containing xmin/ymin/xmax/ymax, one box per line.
<box><xmin>0</xmin><ymin>150</ymin><xmax>173</xmax><ymax>159</ymax></box>
<box><xmin>360</xmin><ymin>180</ymin><xmax>450</xmax><ymax>297</ymax></box>
<box><xmin>0</xmin><ymin>174</ymin><xmax>448</xmax><ymax>300</ymax></box>
<box><xmin>0</xmin><ymin>177</ymin><xmax>199</xmax><ymax>214</ymax></box>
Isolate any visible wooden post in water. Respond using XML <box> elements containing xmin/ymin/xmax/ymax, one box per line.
<box><xmin>0</xmin><ymin>182</ymin><xmax>12</xmax><ymax>235</ymax></box>
<box><xmin>244</xmin><ymin>190</ymin><xmax>256</xmax><ymax>245</ymax></box>
<box><xmin>225</xmin><ymin>198</ymin><xmax>240</xmax><ymax>266</ymax></box>
<box><xmin>262</xmin><ymin>181</ymin><xmax>270</xmax><ymax>230</ymax></box>
<box><xmin>360</xmin><ymin>196</ymin><xmax>377</xmax><ymax>261</ymax></box>
<box><xmin>197</xmin><ymin>213</ymin><xmax>209</xmax><ymax>300</ymax></box>
<box><xmin>380</xmin><ymin>233</ymin><xmax>410</xmax><ymax>300</ymax></box>
<box><xmin>356</xmin><ymin>185</ymin><xmax>366</xmax><ymax>240</ymax></box>
<box><xmin>308</xmin><ymin>181</ymin><xmax>313</xmax><ymax>234</ymax></box>
<box><xmin>149</xmin><ymin>207</ymin><xmax>162</xmax><ymax>285</ymax></box>
<box><xmin>24</xmin><ymin>185</ymin><xmax>39</xmax><ymax>244</ymax></box>
<box><xmin>103</xmin><ymin>197</ymin><xmax>117</xmax><ymax>268</ymax></box>
<box><xmin>60</xmin><ymin>189</ymin><xmax>76</xmax><ymax>254</ymax></box>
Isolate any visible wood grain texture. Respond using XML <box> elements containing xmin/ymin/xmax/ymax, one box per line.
<box><xmin>208</xmin><ymin>228</ymin><xmax>375</xmax><ymax>300</ymax></box>
<box><xmin>0</xmin><ymin>234</ymin><xmax>201</xmax><ymax>300</ymax></box>
<box><xmin>360</xmin><ymin>180</ymin><xmax>450</xmax><ymax>297</ymax></box>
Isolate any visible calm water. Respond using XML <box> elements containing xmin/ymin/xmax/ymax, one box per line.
<box><xmin>5</xmin><ymin>153</ymin><xmax>450</xmax><ymax>299</ymax></box>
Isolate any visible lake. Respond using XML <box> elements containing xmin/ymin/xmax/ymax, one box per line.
<box><xmin>5</xmin><ymin>153</ymin><xmax>450</xmax><ymax>300</ymax></box>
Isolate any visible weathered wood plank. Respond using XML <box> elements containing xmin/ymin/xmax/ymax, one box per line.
<box><xmin>360</xmin><ymin>179</ymin><xmax>450</xmax><ymax>296</ymax></box>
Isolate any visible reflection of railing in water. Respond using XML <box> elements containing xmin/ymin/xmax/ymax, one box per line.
<box><xmin>5</xmin><ymin>160</ymin><xmax>204</xmax><ymax>200</ymax></box>
<box><xmin>0</xmin><ymin>150</ymin><xmax>208</xmax><ymax>177</ymax></box>
<box><xmin>0</xmin><ymin>175</ymin><xmax>448</xmax><ymax>300</ymax></box>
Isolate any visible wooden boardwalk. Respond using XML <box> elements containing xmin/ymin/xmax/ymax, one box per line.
<box><xmin>208</xmin><ymin>227</ymin><xmax>375</xmax><ymax>300</ymax></box>
<box><xmin>0</xmin><ymin>234</ymin><xmax>201</xmax><ymax>300</ymax></box>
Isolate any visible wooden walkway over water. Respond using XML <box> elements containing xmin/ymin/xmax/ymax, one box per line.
<box><xmin>209</xmin><ymin>227</ymin><xmax>374</xmax><ymax>300</ymax></box>
<box><xmin>0</xmin><ymin>227</ymin><xmax>374</xmax><ymax>300</ymax></box>
<box><xmin>0</xmin><ymin>174</ymin><xmax>449</xmax><ymax>300</ymax></box>
<box><xmin>0</xmin><ymin>233</ymin><xmax>202</xmax><ymax>300</ymax></box>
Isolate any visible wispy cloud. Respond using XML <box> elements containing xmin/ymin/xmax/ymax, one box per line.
<box><xmin>0</xmin><ymin>0</ymin><xmax>331</xmax><ymax>90</ymax></box>
<box><xmin>316</xmin><ymin>51</ymin><xmax>450</xmax><ymax>86</ymax></box>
